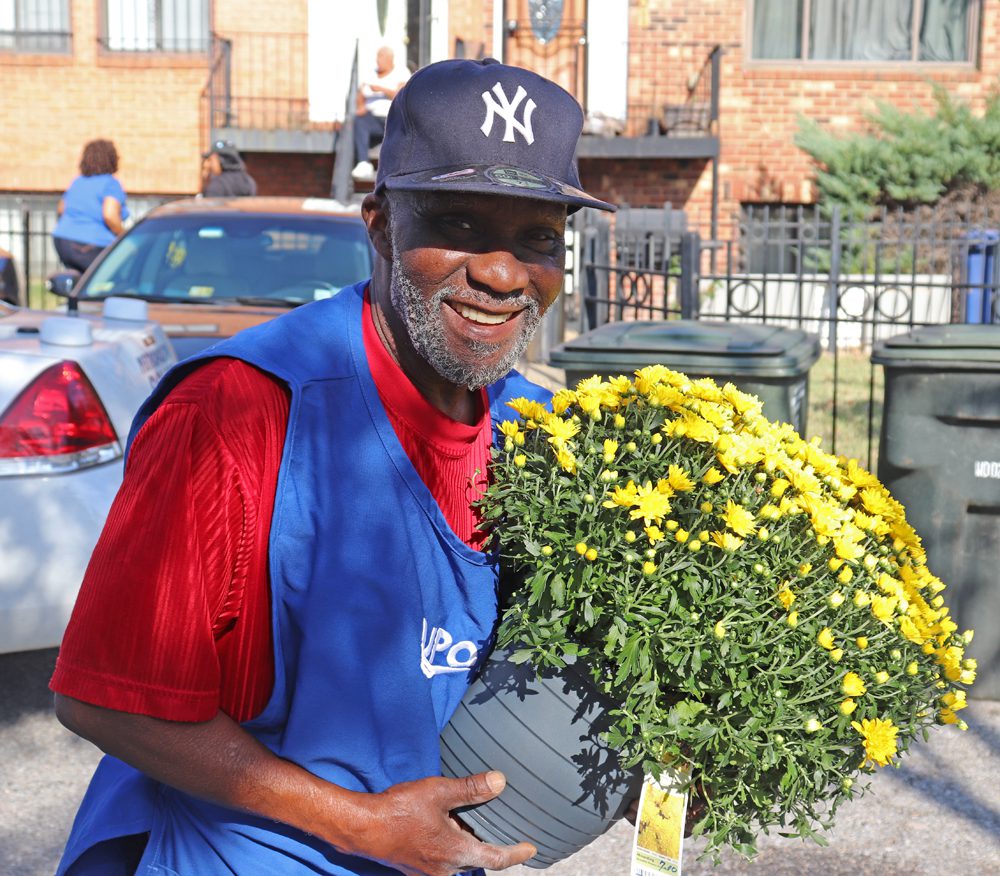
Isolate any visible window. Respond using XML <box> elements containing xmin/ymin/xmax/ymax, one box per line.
<box><xmin>103</xmin><ymin>0</ymin><xmax>209</xmax><ymax>52</ymax></box>
<box><xmin>0</xmin><ymin>0</ymin><xmax>71</xmax><ymax>52</ymax></box>
<box><xmin>751</xmin><ymin>0</ymin><xmax>979</xmax><ymax>63</ymax></box>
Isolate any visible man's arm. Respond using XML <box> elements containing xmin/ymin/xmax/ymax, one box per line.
<box><xmin>55</xmin><ymin>696</ymin><xmax>535</xmax><ymax>876</ymax></box>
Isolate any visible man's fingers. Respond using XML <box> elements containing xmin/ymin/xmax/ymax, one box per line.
<box><xmin>455</xmin><ymin>770</ymin><xmax>507</xmax><ymax>807</ymax></box>
<box><xmin>468</xmin><ymin>839</ymin><xmax>537</xmax><ymax>871</ymax></box>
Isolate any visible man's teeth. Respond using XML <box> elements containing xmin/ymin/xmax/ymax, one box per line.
<box><xmin>457</xmin><ymin>304</ymin><xmax>513</xmax><ymax>325</ymax></box>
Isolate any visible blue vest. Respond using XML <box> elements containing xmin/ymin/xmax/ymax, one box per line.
<box><xmin>58</xmin><ymin>281</ymin><xmax>551</xmax><ymax>875</ymax></box>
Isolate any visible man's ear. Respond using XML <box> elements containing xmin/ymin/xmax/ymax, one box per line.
<box><xmin>362</xmin><ymin>193</ymin><xmax>393</xmax><ymax>262</ymax></box>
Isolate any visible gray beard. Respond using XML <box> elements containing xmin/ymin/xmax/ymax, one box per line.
<box><xmin>389</xmin><ymin>248</ymin><xmax>542</xmax><ymax>390</ymax></box>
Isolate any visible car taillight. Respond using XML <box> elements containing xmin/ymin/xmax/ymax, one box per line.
<box><xmin>0</xmin><ymin>360</ymin><xmax>122</xmax><ymax>476</ymax></box>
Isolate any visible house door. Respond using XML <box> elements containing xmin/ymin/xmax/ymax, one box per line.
<box><xmin>502</xmin><ymin>0</ymin><xmax>587</xmax><ymax>108</ymax></box>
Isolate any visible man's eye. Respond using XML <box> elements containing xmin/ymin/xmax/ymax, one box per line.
<box><xmin>439</xmin><ymin>216</ymin><xmax>475</xmax><ymax>233</ymax></box>
<box><xmin>525</xmin><ymin>231</ymin><xmax>563</xmax><ymax>251</ymax></box>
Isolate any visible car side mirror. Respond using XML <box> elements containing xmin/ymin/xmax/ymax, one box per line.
<box><xmin>47</xmin><ymin>271</ymin><xmax>80</xmax><ymax>298</ymax></box>
<box><xmin>47</xmin><ymin>271</ymin><xmax>81</xmax><ymax>313</ymax></box>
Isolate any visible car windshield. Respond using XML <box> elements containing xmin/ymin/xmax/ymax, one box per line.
<box><xmin>77</xmin><ymin>213</ymin><xmax>372</xmax><ymax>305</ymax></box>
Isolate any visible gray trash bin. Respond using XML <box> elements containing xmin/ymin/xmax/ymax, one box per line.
<box><xmin>549</xmin><ymin>319</ymin><xmax>821</xmax><ymax>435</ymax></box>
<box><xmin>872</xmin><ymin>324</ymin><xmax>1000</xmax><ymax>697</ymax></box>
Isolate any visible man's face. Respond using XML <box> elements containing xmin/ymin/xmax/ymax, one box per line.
<box><xmin>386</xmin><ymin>191</ymin><xmax>567</xmax><ymax>390</ymax></box>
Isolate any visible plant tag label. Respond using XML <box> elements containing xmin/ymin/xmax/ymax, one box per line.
<box><xmin>629</xmin><ymin>771</ymin><xmax>687</xmax><ymax>876</ymax></box>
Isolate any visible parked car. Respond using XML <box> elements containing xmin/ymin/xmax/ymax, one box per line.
<box><xmin>48</xmin><ymin>196</ymin><xmax>374</xmax><ymax>358</ymax></box>
<box><xmin>0</xmin><ymin>246</ymin><xmax>21</xmax><ymax>306</ymax></box>
<box><xmin>0</xmin><ymin>298</ymin><xmax>176</xmax><ymax>653</ymax></box>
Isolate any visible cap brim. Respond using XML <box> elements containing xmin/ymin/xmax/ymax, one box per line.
<box><xmin>379</xmin><ymin>164</ymin><xmax>615</xmax><ymax>212</ymax></box>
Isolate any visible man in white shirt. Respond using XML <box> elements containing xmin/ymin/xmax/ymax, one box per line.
<box><xmin>352</xmin><ymin>46</ymin><xmax>411</xmax><ymax>182</ymax></box>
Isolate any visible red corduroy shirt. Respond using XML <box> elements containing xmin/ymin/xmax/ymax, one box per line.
<box><xmin>52</xmin><ymin>294</ymin><xmax>493</xmax><ymax>723</ymax></box>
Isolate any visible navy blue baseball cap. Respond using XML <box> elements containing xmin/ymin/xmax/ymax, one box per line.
<box><xmin>374</xmin><ymin>58</ymin><xmax>614</xmax><ymax>212</ymax></box>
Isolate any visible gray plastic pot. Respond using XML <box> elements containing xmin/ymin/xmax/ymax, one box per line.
<box><xmin>439</xmin><ymin>646</ymin><xmax>644</xmax><ymax>869</ymax></box>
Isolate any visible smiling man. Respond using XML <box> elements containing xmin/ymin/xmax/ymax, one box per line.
<box><xmin>50</xmin><ymin>58</ymin><xmax>613</xmax><ymax>876</ymax></box>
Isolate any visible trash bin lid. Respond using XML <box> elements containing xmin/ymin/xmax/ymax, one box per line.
<box><xmin>871</xmin><ymin>324</ymin><xmax>1000</xmax><ymax>368</ymax></box>
<box><xmin>549</xmin><ymin>320</ymin><xmax>821</xmax><ymax>378</ymax></box>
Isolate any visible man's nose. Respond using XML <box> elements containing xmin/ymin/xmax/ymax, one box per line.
<box><xmin>466</xmin><ymin>249</ymin><xmax>530</xmax><ymax>296</ymax></box>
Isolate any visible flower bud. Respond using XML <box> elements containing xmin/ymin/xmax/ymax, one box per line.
<box><xmin>541</xmin><ymin>545</ymin><xmax>553</xmax><ymax>556</ymax></box>
<box><xmin>575</xmin><ymin>542</ymin><xmax>588</xmax><ymax>555</ymax></box>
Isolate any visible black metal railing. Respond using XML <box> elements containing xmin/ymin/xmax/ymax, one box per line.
<box><xmin>205</xmin><ymin>32</ymin><xmax>333</xmax><ymax>134</ymax></box>
<box><xmin>623</xmin><ymin>43</ymin><xmax>722</xmax><ymax>138</ymax></box>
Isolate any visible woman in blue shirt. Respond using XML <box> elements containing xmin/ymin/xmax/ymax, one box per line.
<box><xmin>53</xmin><ymin>139</ymin><xmax>129</xmax><ymax>273</ymax></box>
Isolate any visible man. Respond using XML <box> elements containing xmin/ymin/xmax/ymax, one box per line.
<box><xmin>352</xmin><ymin>46</ymin><xmax>411</xmax><ymax>182</ymax></box>
<box><xmin>51</xmin><ymin>57</ymin><xmax>613</xmax><ymax>876</ymax></box>
<box><xmin>201</xmin><ymin>140</ymin><xmax>258</xmax><ymax>197</ymax></box>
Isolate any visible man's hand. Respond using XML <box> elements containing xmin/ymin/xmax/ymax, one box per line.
<box><xmin>353</xmin><ymin>771</ymin><xmax>536</xmax><ymax>876</ymax></box>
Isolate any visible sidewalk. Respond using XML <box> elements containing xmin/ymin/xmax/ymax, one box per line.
<box><xmin>503</xmin><ymin>698</ymin><xmax>1000</xmax><ymax>875</ymax></box>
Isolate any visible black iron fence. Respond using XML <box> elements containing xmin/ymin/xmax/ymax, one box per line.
<box><xmin>574</xmin><ymin>203</ymin><xmax>1000</xmax><ymax>465</ymax></box>
<box><xmin>0</xmin><ymin>196</ymin><xmax>173</xmax><ymax>309</ymax></box>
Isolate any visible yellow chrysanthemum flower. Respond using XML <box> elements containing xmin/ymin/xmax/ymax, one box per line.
<box><xmin>666</xmin><ymin>464</ymin><xmax>696</xmax><ymax>492</ymax></box>
<box><xmin>777</xmin><ymin>586</ymin><xmax>796</xmax><ymax>609</ymax></box>
<box><xmin>817</xmin><ymin>628</ymin><xmax>836</xmax><ymax>650</ymax></box>
<box><xmin>498</xmin><ymin>420</ymin><xmax>520</xmax><ymax>439</ymax></box>
<box><xmin>540</xmin><ymin>416</ymin><xmax>581</xmax><ymax>446</ymax></box>
<box><xmin>721</xmin><ymin>499</ymin><xmax>756</xmax><ymax>537</ymax></box>
<box><xmin>842</xmin><ymin>672</ymin><xmax>867</xmax><ymax>697</ymax></box>
<box><xmin>710</xmin><ymin>531</ymin><xmax>745</xmax><ymax>552</ymax></box>
<box><xmin>628</xmin><ymin>481</ymin><xmax>673</xmax><ymax>526</ymax></box>
<box><xmin>506</xmin><ymin>398</ymin><xmax>548</xmax><ymax>422</ymax></box>
<box><xmin>550</xmin><ymin>389</ymin><xmax>576</xmax><ymax>415</ymax></box>
<box><xmin>871</xmin><ymin>595</ymin><xmax>898</xmax><ymax>624</ymax></box>
<box><xmin>852</xmin><ymin>717</ymin><xmax>899</xmax><ymax>767</ymax></box>
<box><xmin>604</xmin><ymin>481</ymin><xmax>638</xmax><ymax>509</ymax></box>
<box><xmin>702</xmin><ymin>467</ymin><xmax>725</xmax><ymax>485</ymax></box>
<box><xmin>554</xmin><ymin>446</ymin><xmax>577</xmax><ymax>474</ymax></box>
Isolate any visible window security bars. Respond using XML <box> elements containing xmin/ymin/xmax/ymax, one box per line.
<box><xmin>102</xmin><ymin>0</ymin><xmax>210</xmax><ymax>52</ymax></box>
<box><xmin>0</xmin><ymin>0</ymin><xmax>71</xmax><ymax>52</ymax></box>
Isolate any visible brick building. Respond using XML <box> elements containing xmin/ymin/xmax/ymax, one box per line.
<box><xmin>2</xmin><ymin>1</ymin><xmax>996</xmax><ymax>237</ymax></box>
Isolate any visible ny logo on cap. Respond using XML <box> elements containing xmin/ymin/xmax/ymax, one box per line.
<box><xmin>481</xmin><ymin>82</ymin><xmax>536</xmax><ymax>145</ymax></box>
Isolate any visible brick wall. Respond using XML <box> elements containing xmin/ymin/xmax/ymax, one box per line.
<box><xmin>0</xmin><ymin>0</ymin><xmax>215</xmax><ymax>196</ymax></box>
<box><xmin>0</xmin><ymin>0</ymin><xmax>311</xmax><ymax>199</ymax></box>
<box><xmin>638</xmin><ymin>0</ymin><xmax>1000</xmax><ymax>228</ymax></box>
<box><xmin>246</xmin><ymin>152</ymin><xmax>334</xmax><ymax>198</ymax></box>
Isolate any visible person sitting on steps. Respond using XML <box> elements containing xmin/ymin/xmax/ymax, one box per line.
<box><xmin>351</xmin><ymin>46</ymin><xmax>411</xmax><ymax>183</ymax></box>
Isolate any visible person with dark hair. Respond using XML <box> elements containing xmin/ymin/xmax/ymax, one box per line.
<box><xmin>51</xmin><ymin>58</ymin><xmax>614</xmax><ymax>876</ymax></box>
<box><xmin>52</xmin><ymin>139</ymin><xmax>129</xmax><ymax>274</ymax></box>
<box><xmin>201</xmin><ymin>140</ymin><xmax>258</xmax><ymax>197</ymax></box>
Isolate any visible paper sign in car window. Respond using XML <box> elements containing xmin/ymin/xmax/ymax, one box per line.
<box><xmin>188</xmin><ymin>286</ymin><xmax>215</xmax><ymax>298</ymax></box>
<box><xmin>166</xmin><ymin>240</ymin><xmax>187</xmax><ymax>269</ymax></box>
<box><xmin>631</xmin><ymin>770</ymin><xmax>688</xmax><ymax>876</ymax></box>
<box><xmin>90</xmin><ymin>281</ymin><xmax>115</xmax><ymax>294</ymax></box>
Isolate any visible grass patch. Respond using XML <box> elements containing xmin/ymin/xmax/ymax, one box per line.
<box><xmin>807</xmin><ymin>350</ymin><xmax>884</xmax><ymax>472</ymax></box>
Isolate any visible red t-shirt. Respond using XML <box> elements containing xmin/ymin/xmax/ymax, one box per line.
<box><xmin>51</xmin><ymin>295</ymin><xmax>492</xmax><ymax>723</ymax></box>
